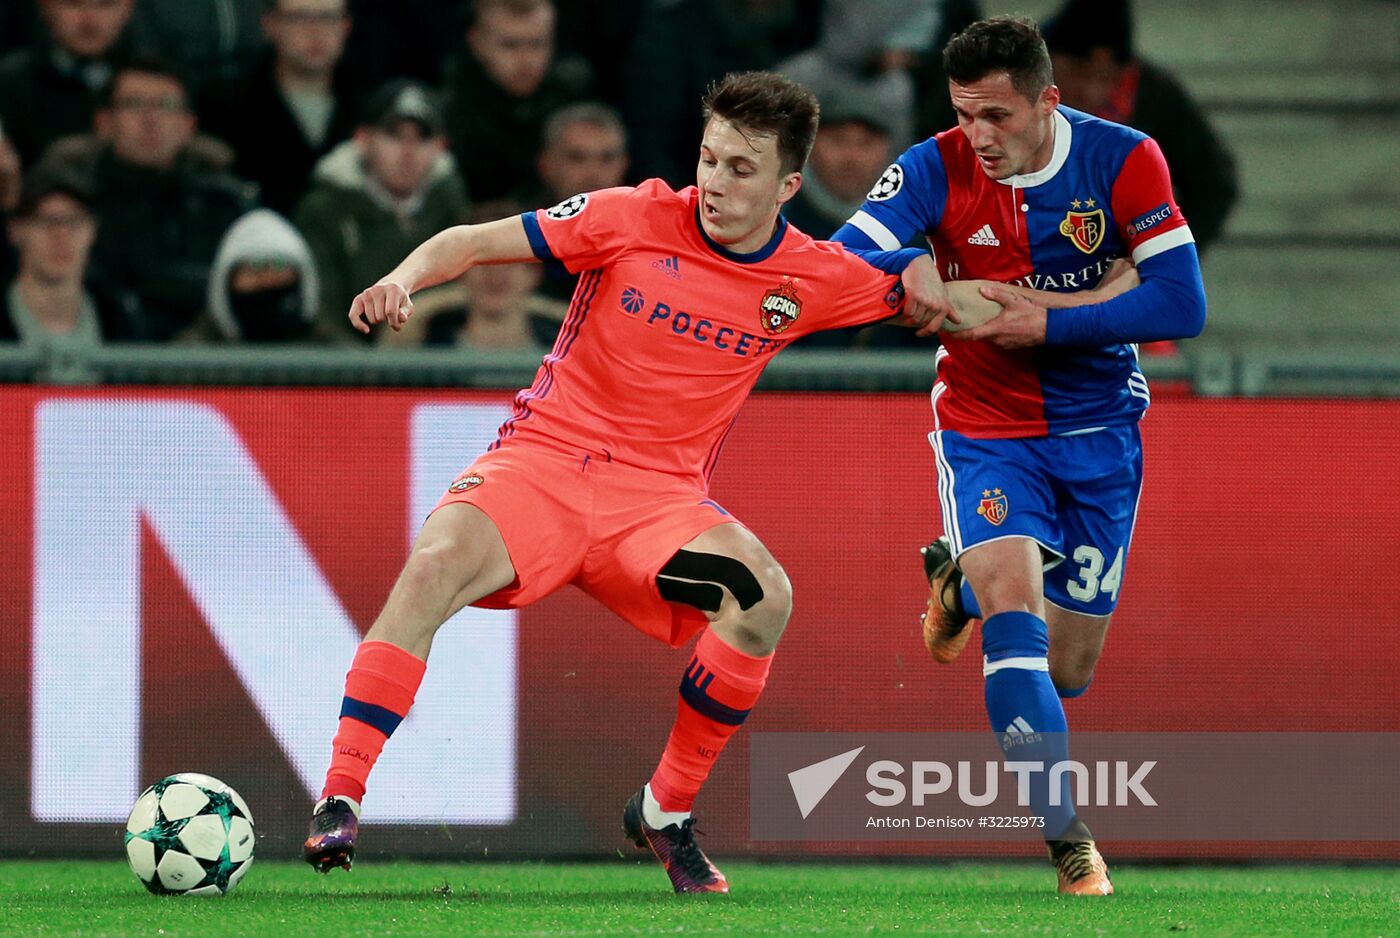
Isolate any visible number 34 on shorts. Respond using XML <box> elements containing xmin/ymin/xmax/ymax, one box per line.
<box><xmin>1063</xmin><ymin>544</ymin><xmax>1125</xmax><ymax>604</ymax></box>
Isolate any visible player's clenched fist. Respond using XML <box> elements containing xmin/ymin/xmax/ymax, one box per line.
<box><xmin>349</xmin><ymin>280</ymin><xmax>413</xmax><ymax>334</ymax></box>
<box><xmin>899</xmin><ymin>253</ymin><xmax>959</xmax><ymax>337</ymax></box>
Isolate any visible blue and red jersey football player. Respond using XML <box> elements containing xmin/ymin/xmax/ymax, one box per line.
<box><xmin>833</xmin><ymin>17</ymin><xmax>1206</xmax><ymax>896</ymax></box>
<box><xmin>300</xmin><ymin>71</ymin><xmax>933</xmax><ymax>893</ymax></box>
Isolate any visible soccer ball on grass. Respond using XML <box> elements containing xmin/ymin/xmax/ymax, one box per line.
<box><xmin>124</xmin><ymin>773</ymin><xmax>255</xmax><ymax>896</ymax></box>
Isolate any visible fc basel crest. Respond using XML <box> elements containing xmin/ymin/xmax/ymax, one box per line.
<box><xmin>1059</xmin><ymin>208</ymin><xmax>1106</xmax><ymax>254</ymax></box>
<box><xmin>977</xmin><ymin>488</ymin><xmax>1008</xmax><ymax>526</ymax></box>
<box><xmin>448</xmin><ymin>473</ymin><xmax>484</xmax><ymax>493</ymax></box>
<box><xmin>760</xmin><ymin>278</ymin><xmax>803</xmax><ymax>335</ymax></box>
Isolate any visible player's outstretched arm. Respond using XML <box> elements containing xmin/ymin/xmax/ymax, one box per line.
<box><xmin>936</xmin><ymin>260</ymin><xmax>1139</xmax><ymax>335</ymax></box>
<box><xmin>349</xmin><ymin>216</ymin><xmax>537</xmax><ymax>334</ymax></box>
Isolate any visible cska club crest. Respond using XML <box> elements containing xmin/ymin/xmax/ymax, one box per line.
<box><xmin>760</xmin><ymin>278</ymin><xmax>803</xmax><ymax>335</ymax></box>
<box><xmin>447</xmin><ymin>473</ymin><xmax>484</xmax><ymax>493</ymax></box>
<box><xmin>977</xmin><ymin>488</ymin><xmax>1008</xmax><ymax>526</ymax></box>
<box><xmin>1059</xmin><ymin>208</ymin><xmax>1106</xmax><ymax>254</ymax></box>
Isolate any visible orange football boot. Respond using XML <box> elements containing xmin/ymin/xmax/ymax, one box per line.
<box><xmin>1048</xmin><ymin>835</ymin><xmax>1114</xmax><ymax>896</ymax></box>
<box><xmin>920</xmin><ymin>537</ymin><xmax>975</xmax><ymax>663</ymax></box>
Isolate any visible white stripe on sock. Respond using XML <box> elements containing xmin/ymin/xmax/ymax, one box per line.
<box><xmin>983</xmin><ymin>656</ymin><xmax>1050</xmax><ymax>676</ymax></box>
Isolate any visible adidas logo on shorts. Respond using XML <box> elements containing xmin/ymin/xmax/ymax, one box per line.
<box><xmin>967</xmin><ymin>224</ymin><xmax>1001</xmax><ymax>246</ymax></box>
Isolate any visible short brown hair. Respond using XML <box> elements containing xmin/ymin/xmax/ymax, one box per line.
<box><xmin>701</xmin><ymin>71</ymin><xmax>819</xmax><ymax>176</ymax></box>
<box><xmin>943</xmin><ymin>16</ymin><xmax>1054</xmax><ymax>101</ymax></box>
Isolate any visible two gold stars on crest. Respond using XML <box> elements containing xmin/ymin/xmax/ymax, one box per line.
<box><xmin>1070</xmin><ymin>198</ymin><xmax>1098</xmax><ymax>209</ymax></box>
<box><xmin>981</xmin><ymin>488</ymin><xmax>1004</xmax><ymax>498</ymax></box>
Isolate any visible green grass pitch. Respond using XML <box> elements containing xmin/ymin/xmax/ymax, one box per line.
<box><xmin>3</xmin><ymin>860</ymin><xmax>1396</xmax><ymax>937</ymax></box>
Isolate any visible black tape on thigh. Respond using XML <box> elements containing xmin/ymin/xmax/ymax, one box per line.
<box><xmin>656</xmin><ymin>549</ymin><xmax>765</xmax><ymax>611</ymax></box>
<box><xmin>656</xmin><ymin>577</ymin><xmax>724</xmax><ymax>613</ymax></box>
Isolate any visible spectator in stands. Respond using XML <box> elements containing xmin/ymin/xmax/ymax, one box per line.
<box><xmin>442</xmin><ymin>0</ymin><xmax>590</xmax><ymax>202</ymax></box>
<box><xmin>777</xmin><ymin>0</ymin><xmax>934</xmax><ymax>151</ymax></box>
<box><xmin>201</xmin><ymin>0</ymin><xmax>362</xmax><ymax>216</ymax></box>
<box><xmin>623</xmin><ymin>0</ymin><xmax>818</xmax><ymax>186</ymax></box>
<box><xmin>781</xmin><ymin>84</ymin><xmax>898</xmax><ymax>350</ymax></box>
<box><xmin>782</xmin><ymin>84</ymin><xmax>894</xmax><ymax>239</ymax></box>
<box><xmin>295</xmin><ymin>80</ymin><xmax>470</xmax><ymax>343</ymax></box>
<box><xmin>380</xmin><ymin>200</ymin><xmax>553</xmax><ymax>351</ymax></box>
<box><xmin>0</xmin><ymin>0</ymin><xmax>135</xmax><ymax>168</ymax></box>
<box><xmin>1043</xmin><ymin>0</ymin><xmax>1238</xmax><ymax>256</ymax></box>
<box><xmin>1</xmin><ymin>170</ymin><xmax>140</xmax><ymax>381</ymax></box>
<box><xmin>36</xmin><ymin>56</ymin><xmax>255</xmax><ymax>341</ymax></box>
<box><xmin>423</xmin><ymin>259</ymin><xmax>548</xmax><ymax>350</ymax></box>
<box><xmin>525</xmin><ymin>102</ymin><xmax>629</xmax><ymax>317</ymax></box>
<box><xmin>532</xmin><ymin>102</ymin><xmax>630</xmax><ymax>207</ymax></box>
<box><xmin>189</xmin><ymin>208</ymin><xmax>320</xmax><ymax>343</ymax></box>
<box><xmin>128</xmin><ymin>0</ymin><xmax>265</xmax><ymax>91</ymax></box>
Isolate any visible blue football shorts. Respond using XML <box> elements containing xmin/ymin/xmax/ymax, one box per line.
<box><xmin>929</xmin><ymin>424</ymin><xmax>1144</xmax><ymax>616</ymax></box>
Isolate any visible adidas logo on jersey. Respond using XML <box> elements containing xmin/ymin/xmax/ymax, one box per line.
<box><xmin>967</xmin><ymin>224</ymin><xmax>1001</xmax><ymax>246</ymax></box>
<box><xmin>651</xmin><ymin>255</ymin><xmax>682</xmax><ymax>280</ymax></box>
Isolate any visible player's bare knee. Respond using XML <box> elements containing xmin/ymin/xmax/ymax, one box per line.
<box><xmin>975</xmin><ymin>583</ymin><xmax>1042</xmax><ymax>619</ymax></box>
<box><xmin>963</xmin><ymin>568</ymin><xmax>1040</xmax><ymax>619</ymax></box>
<box><xmin>401</xmin><ymin>536</ymin><xmax>476</xmax><ymax>598</ymax></box>
<box><xmin>715</xmin><ymin>563</ymin><xmax>790</xmax><ymax>655</ymax></box>
<box><xmin>746</xmin><ymin>564</ymin><xmax>792</xmax><ymax>643</ymax></box>
<box><xmin>1050</xmin><ymin>653</ymin><xmax>1098</xmax><ymax>692</ymax></box>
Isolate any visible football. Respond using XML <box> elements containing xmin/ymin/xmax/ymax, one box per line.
<box><xmin>124</xmin><ymin>773</ymin><xmax>255</xmax><ymax>896</ymax></box>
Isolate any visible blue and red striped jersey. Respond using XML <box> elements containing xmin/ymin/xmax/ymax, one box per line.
<box><xmin>835</xmin><ymin>106</ymin><xmax>1203</xmax><ymax>438</ymax></box>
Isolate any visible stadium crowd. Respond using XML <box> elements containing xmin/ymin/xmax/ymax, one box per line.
<box><xmin>0</xmin><ymin>0</ymin><xmax>1234</xmax><ymax>363</ymax></box>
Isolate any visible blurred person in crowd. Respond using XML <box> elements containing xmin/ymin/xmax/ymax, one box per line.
<box><xmin>128</xmin><ymin>0</ymin><xmax>265</xmax><ymax>90</ymax></box>
<box><xmin>185</xmin><ymin>208</ymin><xmax>320</xmax><ymax>343</ymax></box>
<box><xmin>1043</xmin><ymin>0</ymin><xmax>1237</xmax><ymax>256</ymax></box>
<box><xmin>36</xmin><ymin>56</ymin><xmax>255</xmax><ymax>341</ymax></box>
<box><xmin>1</xmin><ymin>170</ymin><xmax>139</xmax><ymax>381</ymax></box>
<box><xmin>341</xmin><ymin>0</ymin><xmax>466</xmax><ymax>88</ymax></box>
<box><xmin>777</xmin><ymin>0</ymin><xmax>937</xmax><ymax>151</ymax></box>
<box><xmin>526</xmin><ymin>102</ymin><xmax>630</xmax><ymax>317</ymax></box>
<box><xmin>295</xmin><ymin>80</ymin><xmax>470</xmax><ymax>343</ymax></box>
<box><xmin>201</xmin><ymin>0</ymin><xmax>363</xmax><ymax>215</ymax></box>
<box><xmin>782</xmin><ymin>86</ymin><xmax>893</xmax><ymax>241</ymax></box>
<box><xmin>422</xmin><ymin>257</ymin><xmax>548</xmax><ymax>350</ymax></box>
<box><xmin>622</xmin><ymin>0</ymin><xmax>819</xmax><ymax>185</ymax></box>
<box><xmin>442</xmin><ymin>0</ymin><xmax>590</xmax><ymax>201</ymax></box>
<box><xmin>380</xmin><ymin>202</ymin><xmax>554</xmax><ymax>352</ymax></box>
<box><xmin>532</xmin><ymin>103</ymin><xmax>630</xmax><ymax>206</ymax></box>
<box><xmin>783</xmin><ymin>82</ymin><xmax>898</xmax><ymax>348</ymax></box>
<box><xmin>0</xmin><ymin>0</ymin><xmax>135</xmax><ymax>168</ymax></box>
